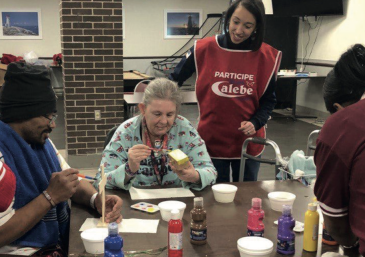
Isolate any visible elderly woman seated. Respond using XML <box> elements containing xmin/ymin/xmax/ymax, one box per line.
<box><xmin>94</xmin><ymin>78</ymin><xmax>217</xmax><ymax>190</ymax></box>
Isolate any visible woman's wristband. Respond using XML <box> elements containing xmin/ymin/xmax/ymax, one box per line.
<box><xmin>125</xmin><ymin>163</ymin><xmax>137</xmax><ymax>177</ymax></box>
<box><xmin>90</xmin><ymin>192</ymin><xmax>98</xmax><ymax>209</ymax></box>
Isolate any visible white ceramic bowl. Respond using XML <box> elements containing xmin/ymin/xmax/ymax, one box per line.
<box><xmin>158</xmin><ymin>200</ymin><xmax>186</xmax><ymax>221</ymax></box>
<box><xmin>268</xmin><ymin>191</ymin><xmax>296</xmax><ymax>212</ymax></box>
<box><xmin>237</xmin><ymin>236</ymin><xmax>274</xmax><ymax>257</ymax></box>
<box><xmin>80</xmin><ymin>228</ymin><xmax>108</xmax><ymax>254</ymax></box>
<box><xmin>212</xmin><ymin>184</ymin><xmax>238</xmax><ymax>203</ymax></box>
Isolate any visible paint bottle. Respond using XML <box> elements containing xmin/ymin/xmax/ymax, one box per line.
<box><xmin>277</xmin><ymin>205</ymin><xmax>295</xmax><ymax>255</ymax></box>
<box><xmin>303</xmin><ymin>203</ymin><xmax>319</xmax><ymax>252</ymax></box>
<box><xmin>247</xmin><ymin>198</ymin><xmax>265</xmax><ymax>237</ymax></box>
<box><xmin>104</xmin><ymin>222</ymin><xmax>124</xmax><ymax>257</ymax></box>
<box><xmin>168</xmin><ymin>209</ymin><xmax>183</xmax><ymax>257</ymax></box>
<box><xmin>190</xmin><ymin>197</ymin><xmax>207</xmax><ymax>245</ymax></box>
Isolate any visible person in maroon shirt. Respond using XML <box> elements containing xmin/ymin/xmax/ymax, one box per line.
<box><xmin>314</xmin><ymin>44</ymin><xmax>365</xmax><ymax>255</ymax></box>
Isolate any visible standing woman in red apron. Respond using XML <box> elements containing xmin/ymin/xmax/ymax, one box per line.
<box><xmin>169</xmin><ymin>0</ymin><xmax>282</xmax><ymax>182</ymax></box>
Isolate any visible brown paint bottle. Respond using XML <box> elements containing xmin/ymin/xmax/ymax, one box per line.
<box><xmin>190</xmin><ymin>197</ymin><xmax>207</xmax><ymax>245</ymax></box>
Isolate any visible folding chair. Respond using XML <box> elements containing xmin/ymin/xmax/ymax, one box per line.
<box><xmin>129</xmin><ymin>80</ymin><xmax>151</xmax><ymax>117</ymax></box>
<box><xmin>104</xmin><ymin>126</ymin><xmax>118</xmax><ymax>149</ymax></box>
<box><xmin>134</xmin><ymin>80</ymin><xmax>151</xmax><ymax>92</ymax></box>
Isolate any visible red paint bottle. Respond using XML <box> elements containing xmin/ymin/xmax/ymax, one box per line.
<box><xmin>168</xmin><ymin>209</ymin><xmax>183</xmax><ymax>257</ymax></box>
<box><xmin>247</xmin><ymin>198</ymin><xmax>265</xmax><ymax>237</ymax></box>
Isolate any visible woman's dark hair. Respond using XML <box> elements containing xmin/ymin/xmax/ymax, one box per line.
<box><xmin>323</xmin><ymin>44</ymin><xmax>365</xmax><ymax>113</ymax></box>
<box><xmin>223</xmin><ymin>0</ymin><xmax>265</xmax><ymax>51</ymax></box>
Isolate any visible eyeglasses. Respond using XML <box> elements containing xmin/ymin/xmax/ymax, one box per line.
<box><xmin>43</xmin><ymin>114</ymin><xmax>58</xmax><ymax>126</ymax></box>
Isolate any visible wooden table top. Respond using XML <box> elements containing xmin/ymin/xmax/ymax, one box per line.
<box><xmin>124</xmin><ymin>71</ymin><xmax>154</xmax><ymax>80</ymax></box>
<box><xmin>69</xmin><ymin>180</ymin><xmax>341</xmax><ymax>257</ymax></box>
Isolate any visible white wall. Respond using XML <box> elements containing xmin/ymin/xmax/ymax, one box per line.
<box><xmin>0</xmin><ymin>0</ymin><xmax>61</xmax><ymax>58</ymax></box>
<box><xmin>296</xmin><ymin>0</ymin><xmax>365</xmax><ymax>113</ymax></box>
<box><xmin>123</xmin><ymin>0</ymin><xmax>228</xmax><ymax>75</ymax></box>
<box><xmin>123</xmin><ymin>0</ymin><xmax>228</xmax><ymax>57</ymax></box>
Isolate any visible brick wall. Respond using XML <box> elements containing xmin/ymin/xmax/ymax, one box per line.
<box><xmin>60</xmin><ymin>0</ymin><xmax>124</xmax><ymax>156</ymax></box>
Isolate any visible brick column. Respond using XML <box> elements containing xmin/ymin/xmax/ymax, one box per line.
<box><xmin>60</xmin><ymin>0</ymin><xmax>124</xmax><ymax>160</ymax></box>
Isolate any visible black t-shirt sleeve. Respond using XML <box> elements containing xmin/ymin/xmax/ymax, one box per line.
<box><xmin>168</xmin><ymin>46</ymin><xmax>196</xmax><ymax>86</ymax></box>
<box><xmin>250</xmin><ymin>76</ymin><xmax>277</xmax><ymax>130</ymax></box>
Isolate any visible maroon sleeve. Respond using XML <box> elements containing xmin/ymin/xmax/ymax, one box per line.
<box><xmin>314</xmin><ymin>139</ymin><xmax>349</xmax><ymax>217</ymax></box>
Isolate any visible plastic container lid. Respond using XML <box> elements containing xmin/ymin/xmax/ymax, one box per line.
<box><xmin>252</xmin><ymin>198</ymin><xmax>262</xmax><ymax>208</ymax></box>
<box><xmin>282</xmin><ymin>205</ymin><xmax>292</xmax><ymax>215</ymax></box>
<box><xmin>237</xmin><ymin>237</ymin><xmax>274</xmax><ymax>254</ymax></box>
<box><xmin>308</xmin><ymin>203</ymin><xmax>317</xmax><ymax>211</ymax></box>
<box><xmin>212</xmin><ymin>184</ymin><xmax>238</xmax><ymax>194</ymax></box>
<box><xmin>171</xmin><ymin>209</ymin><xmax>180</xmax><ymax>220</ymax></box>
<box><xmin>194</xmin><ymin>197</ymin><xmax>203</xmax><ymax>207</ymax></box>
<box><xmin>108</xmin><ymin>222</ymin><xmax>118</xmax><ymax>235</ymax></box>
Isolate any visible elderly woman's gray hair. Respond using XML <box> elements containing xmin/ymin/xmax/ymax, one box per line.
<box><xmin>142</xmin><ymin>78</ymin><xmax>183</xmax><ymax>112</ymax></box>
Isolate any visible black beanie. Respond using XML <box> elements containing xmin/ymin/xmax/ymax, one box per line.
<box><xmin>0</xmin><ymin>62</ymin><xmax>57</xmax><ymax>123</ymax></box>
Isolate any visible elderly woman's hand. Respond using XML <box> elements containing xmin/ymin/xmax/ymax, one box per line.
<box><xmin>128</xmin><ymin>144</ymin><xmax>151</xmax><ymax>173</ymax></box>
<box><xmin>169</xmin><ymin>161</ymin><xmax>201</xmax><ymax>184</ymax></box>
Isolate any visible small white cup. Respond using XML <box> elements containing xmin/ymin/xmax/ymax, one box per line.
<box><xmin>158</xmin><ymin>200</ymin><xmax>186</xmax><ymax>221</ymax></box>
<box><xmin>237</xmin><ymin>236</ymin><xmax>274</xmax><ymax>257</ymax></box>
<box><xmin>268</xmin><ymin>191</ymin><xmax>296</xmax><ymax>212</ymax></box>
<box><xmin>80</xmin><ymin>228</ymin><xmax>108</xmax><ymax>254</ymax></box>
<box><xmin>212</xmin><ymin>184</ymin><xmax>238</xmax><ymax>203</ymax></box>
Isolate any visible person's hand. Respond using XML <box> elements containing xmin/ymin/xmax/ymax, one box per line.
<box><xmin>238</xmin><ymin>121</ymin><xmax>256</xmax><ymax>136</ymax></box>
<box><xmin>128</xmin><ymin>144</ymin><xmax>151</xmax><ymax>173</ymax></box>
<box><xmin>46</xmin><ymin>168</ymin><xmax>80</xmax><ymax>205</ymax></box>
<box><xmin>95</xmin><ymin>195</ymin><xmax>123</xmax><ymax>223</ymax></box>
<box><xmin>169</xmin><ymin>161</ymin><xmax>200</xmax><ymax>184</ymax></box>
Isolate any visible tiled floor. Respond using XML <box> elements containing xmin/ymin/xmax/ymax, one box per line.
<box><xmin>53</xmin><ymin>98</ymin><xmax>322</xmax><ymax>180</ymax></box>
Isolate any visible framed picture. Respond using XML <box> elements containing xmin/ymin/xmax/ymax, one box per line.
<box><xmin>0</xmin><ymin>9</ymin><xmax>42</xmax><ymax>40</ymax></box>
<box><xmin>164</xmin><ymin>9</ymin><xmax>202</xmax><ymax>39</ymax></box>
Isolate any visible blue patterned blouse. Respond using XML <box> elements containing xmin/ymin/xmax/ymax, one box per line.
<box><xmin>93</xmin><ymin>115</ymin><xmax>217</xmax><ymax>191</ymax></box>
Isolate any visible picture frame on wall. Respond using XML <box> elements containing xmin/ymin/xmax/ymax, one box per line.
<box><xmin>164</xmin><ymin>9</ymin><xmax>202</xmax><ymax>39</ymax></box>
<box><xmin>0</xmin><ymin>9</ymin><xmax>42</xmax><ymax>40</ymax></box>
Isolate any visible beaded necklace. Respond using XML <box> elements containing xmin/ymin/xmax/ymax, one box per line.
<box><xmin>143</xmin><ymin>118</ymin><xmax>169</xmax><ymax>185</ymax></box>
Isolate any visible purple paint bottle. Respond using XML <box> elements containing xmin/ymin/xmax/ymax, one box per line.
<box><xmin>277</xmin><ymin>205</ymin><xmax>295</xmax><ymax>255</ymax></box>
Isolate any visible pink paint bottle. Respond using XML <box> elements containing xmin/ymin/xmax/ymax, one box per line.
<box><xmin>247</xmin><ymin>198</ymin><xmax>265</xmax><ymax>237</ymax></box>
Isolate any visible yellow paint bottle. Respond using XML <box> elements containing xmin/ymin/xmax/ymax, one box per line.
<box><xmin>303</xmin><ymin>203</ymin><xmax>319</xmax><ymax>252</ymax></box>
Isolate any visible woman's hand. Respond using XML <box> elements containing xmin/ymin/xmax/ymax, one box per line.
<box><xmin>238</xmin><ymin>121</ymin><xmax>256</xmax><ymax>136</ymax></box>
<box><xmin>128</xmin><ymin>144</ymin><xmax>151</xmax><ymax>173</ymax></box>
<box><xmin>169</xmin><ymin>161</ymin><xmax>200</xmax><ymax>184</ymax></box>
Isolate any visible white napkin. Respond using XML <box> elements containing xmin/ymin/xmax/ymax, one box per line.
<box><xmin>321</xmin><ymin>253</ymin><xmax>345</xmax><ymax>257</ymax></box>
<box><xmin>129</xmin><ymin>187</ymin><xmax>195</xmax><ymax>200</ymax></box>
<box><xmin>79</xmin><ymin>218</ymin><xmax>159</xmax><ymax>233</ymax></box>
<box><xmin>4</xmin><ymin>247</ymin><xmax>40</xmax><ymax>256</ymax></box>
<box><xmin>274</xmin><ymin>220</ymin><xmax>305</xmax><ymax>232</ymax></box>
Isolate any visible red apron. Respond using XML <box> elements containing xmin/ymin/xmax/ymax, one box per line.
<box><xmin>194</xmin><ymin>36</ymin><xmax>281</xmax><ymax>158</ymax></box>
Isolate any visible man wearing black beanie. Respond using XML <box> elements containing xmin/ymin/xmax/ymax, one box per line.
<box><xmin>0</xmin><ymin>62</ymin><xmax>57</xmax><ymax>124</ymax></box>
<box><xmin>0</xmin><ymin>63</ymin><xmax>123</xmax><ymax>253</ymax></box>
